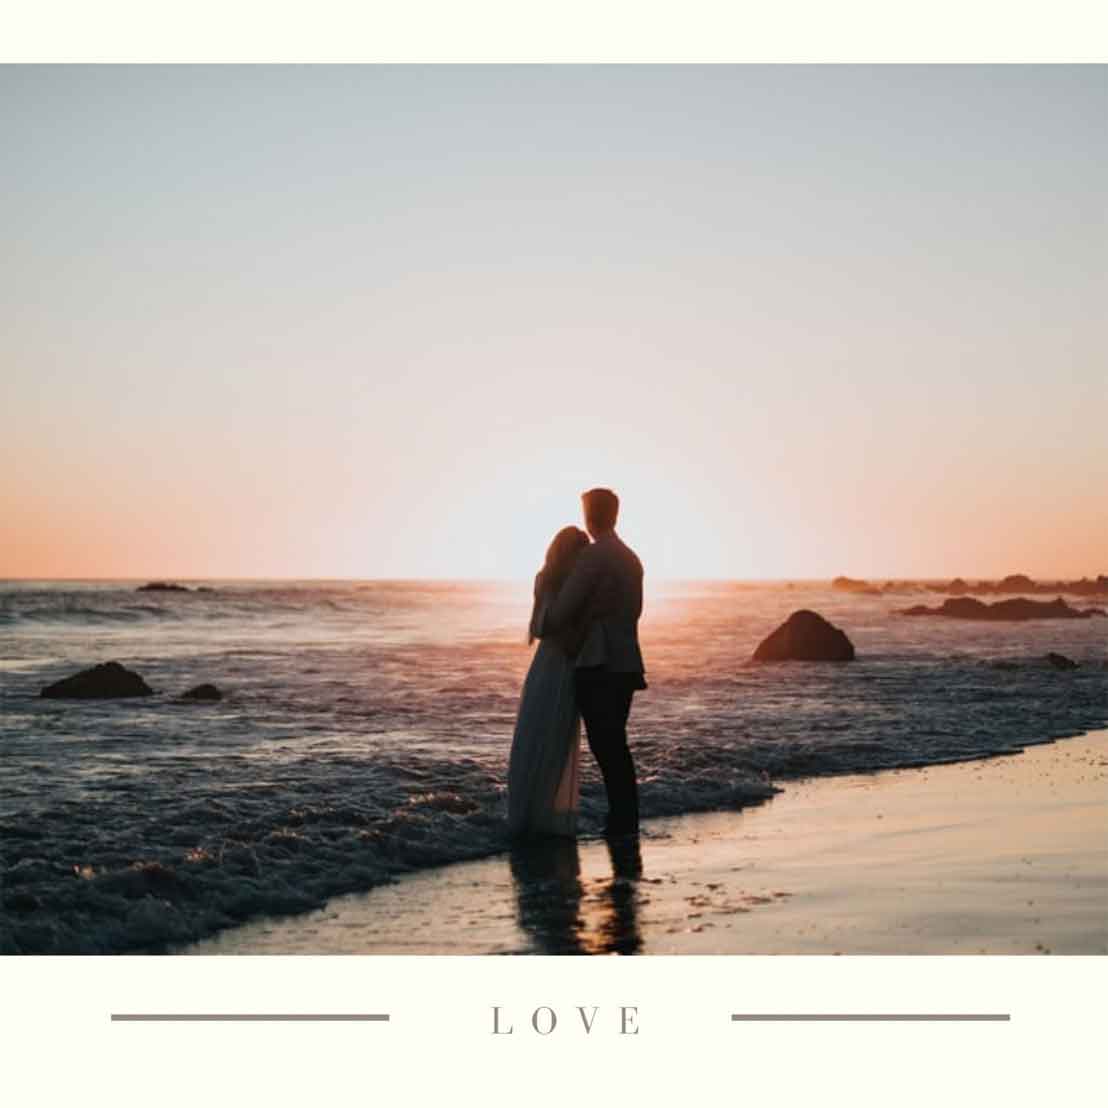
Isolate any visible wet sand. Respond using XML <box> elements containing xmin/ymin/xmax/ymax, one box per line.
<box><xmin>183</xmin><ymin>729</ymin><xmax>1107</xmax><ymax>955</ymax></box>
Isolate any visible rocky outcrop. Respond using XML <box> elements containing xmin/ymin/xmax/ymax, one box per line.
<box><xmin>753</xmin><ymin>610</ymin><xmax>855</xmax><ymax>662</ymax></box>
<box><xmin>901</xmin><ymin>597</ymin><xmax>1105</xmax><ymax>621</ymax></box>
<box><xmin>995</xmin><ymin>574</ymin><xmax>1037</xmax><ymax>593</ymax></box>
<box><xmin>179</xmin><ymin>683</ymin><xmax>223</xmax><ymax>701</ymax></box>
<box><xmin>137</xmin><ymin>581</ymin><xmax>190</xmax><ymax>592</ymax></box>
<box><xmin>930</xmin><ymin>575</ymin><xmax>1108</xmax><ymax>597</ymax></box>
<box><xmin>1044</xmin><ymin>653</ymin><xmax>1079</xmax><ymax>671</ymax></box>
<box><xmin>41</xmin><ymin>661</ymin><xmax>153</xmax><ymax>699</ymax></box>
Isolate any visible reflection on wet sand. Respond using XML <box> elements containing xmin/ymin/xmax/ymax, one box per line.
<box><xmin>509</xmin><ymin>836</ymin><xmax>643</xmax><ymax>955</ymax></box>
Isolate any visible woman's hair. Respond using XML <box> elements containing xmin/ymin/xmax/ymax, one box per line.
<box><xmin>529</xmin><ymin>526</ymin><xmax>589</xmax><ymax>642</ymax></box>
<box><xmin>540</xmin><ymin>525</ymin><xmax>590</xmax><ymax>593</ymax></box>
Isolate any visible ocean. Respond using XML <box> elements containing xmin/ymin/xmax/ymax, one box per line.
<box><xmin>1</xmin><ymin>579</ymin><xmax>1105</xmax><ymax>954</ymax></box>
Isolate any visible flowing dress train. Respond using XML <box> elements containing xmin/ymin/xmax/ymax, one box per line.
<box><xmin>507</xmin><ymin>619</ymin><xmax>582</xmax><ymax>838</ymax></box>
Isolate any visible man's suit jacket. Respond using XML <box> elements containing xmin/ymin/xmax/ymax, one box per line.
<box><xmin>548</xmin><ymin>531</ymin><xmax>646</xmax><ymax>679</ymax></box>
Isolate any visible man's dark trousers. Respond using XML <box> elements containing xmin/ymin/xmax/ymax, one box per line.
<box><xmin>575</xmin><ymin>668</ymin><xmax>640</xmax><ymax>835</ymax></box>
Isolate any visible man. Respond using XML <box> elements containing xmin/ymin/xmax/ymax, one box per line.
<box><xmin>549</xmin><ymin>487</ymin><xmax>646</xmax><ymax>837</ymax></box>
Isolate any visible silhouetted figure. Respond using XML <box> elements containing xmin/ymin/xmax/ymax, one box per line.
<box><xmin>549</xmin><ymin>488</ymin><xmax>646</xmax><ymax>837</ymax></box>
<box><xmin>507</xmin><ymin>527</ymin><xmax>592</xmax><ymax>837</ymax></box>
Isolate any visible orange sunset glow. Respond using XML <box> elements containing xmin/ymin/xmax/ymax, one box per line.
<box><xmin>2</xmin><ymin>65</ymin><xmax>1105</xmax><ymax>581</ymax></box>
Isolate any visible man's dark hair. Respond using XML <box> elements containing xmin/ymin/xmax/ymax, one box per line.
<box><xmin>582</xmin><ymin>487</ymin><xmax>619</xmax><ymax>532</ymax></box>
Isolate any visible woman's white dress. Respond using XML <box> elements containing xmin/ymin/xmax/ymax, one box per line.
<box><xmin>507</xmin><ymin>593</ymin><xmax>582</xmax><ymax>838</ymax></box>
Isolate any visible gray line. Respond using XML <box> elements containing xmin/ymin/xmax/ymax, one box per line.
<box><xmin>731</xmin><ymin>1014</ymin><xmax>1009</xmax><ymax>1022</ymax></box>
<box><xmin>111</xmin><ymin>1014</ymin><xmax>390</xmax><ymax>1022</ymax></box>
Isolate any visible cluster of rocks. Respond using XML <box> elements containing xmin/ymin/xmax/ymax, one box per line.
<box><xmin>40</xmin><ymin>662</ymin><xmax>223</xmax><ymax>702</ymax></box>
<box><xmin>899</xmin><ymin>597</ymin><xmax>1105</xmax><ymax>622</ymax></box>
<box><xmin>930</xmin><ymin>574</ymin><xmax>1108</xmax><ymax>598</ymax></box>
<box><xmin>831</xmin><ymin>573</ymin><xmax>1107</xmax><ymax>598</ymax></box>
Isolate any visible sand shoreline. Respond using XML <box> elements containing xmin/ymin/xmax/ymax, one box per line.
<box><xmin>183</xmin><ymin>729</ymin><xmax>1107</xmax><ymax>955</ymax></box>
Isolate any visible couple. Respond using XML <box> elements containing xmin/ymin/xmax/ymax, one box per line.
<box><xmin>507</xmin><ymin>487</ymin><xmax>646</xmax><ymax>840</ymax></box>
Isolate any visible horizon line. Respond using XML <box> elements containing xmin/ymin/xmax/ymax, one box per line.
<box><xmin>2</xmin><ymin>571</ymin><xmax>1104</xmax><ymax>585</ymax></box>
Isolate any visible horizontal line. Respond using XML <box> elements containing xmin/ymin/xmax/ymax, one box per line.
<box><xmin>111</xmin><ymin>1014</ymin><xmax>390</xmax><ymax>1022</ymax></box>
<box><xmin>731</xmin><ymin>1014</ymin><xmax>1009</xmax><ymax>1022</ymax></box>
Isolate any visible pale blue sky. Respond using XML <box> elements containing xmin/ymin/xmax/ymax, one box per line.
<box><xmin>3</xmin><ymin>65</ymin><xmax>1105</xmax><ymax>578</ymax></box>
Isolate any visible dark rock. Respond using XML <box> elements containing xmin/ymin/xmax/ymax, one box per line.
<box><xmin>753</xmin><ymin>610</ymin><xmax>855</xmax><ymax>662</ymax></box>
<box><xmin>41</xmin><ymin>661</ymin><xmax>153</xmax><ymax>699</ymax></box>
<box><xmin>930</xmin><ymin>574</ymin><xmax>1107</xmax><ymax>597</ymax></box>
<box><xmin>3</xmin><ymin>892</ymin><xmax>42</xmax><ymax>914</ymax></box>
<box><xmin>179</xmin><ymin>683</ymin><xmax>223</xmax><ymax>702</ymax></box>
<box><xmin>1067</xmin><ymin>575</ymin><xmax>1108</xmax><ymax>596</ymax></box>
<box><xmin>1044</xmin><ymin>652</ymin><xmax>1079</xmax><ymax>671</ymax></box>
<box><xmin>1003</xmin><ymin>599</ymin><xmax>1107</xmax><ymax>619</ymax></box>
<box><xmin>137</xmin><ymin>581</ymin><xmax>189</xmax><ymax>592</ymax></box>
<box><xmin>901</xmin><ymin>597</ymin><xmax>1104</xmax><ymax>621</ymax></box>
<box><xmin>995</xmin><ymin>574</ymin><xmax>1037</xmax><ymax>593</ymax></box>
<box><xmin>98</xmin><ymin>861</ymin><xmax>182</xmax><ymax>899</ymax></box>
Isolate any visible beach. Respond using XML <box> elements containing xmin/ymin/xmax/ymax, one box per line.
<box><xmin>184</xmin><ymin>728</ymin><xmax>1108</xmax><ymax>955</ymax></box>
<box><xmin>4</xmin><ymin>579</ymin><xmax>1105</xmax><ymax>955</ymax></box>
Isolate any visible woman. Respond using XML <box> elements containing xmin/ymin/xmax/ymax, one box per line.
<box><xmin>507</xmin><ymin>526</ymin><xmax>592</xmax><ymax>838</ymax></box>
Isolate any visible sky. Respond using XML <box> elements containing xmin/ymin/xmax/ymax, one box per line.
<box><xmin>2</xmin><ymin>65</ymin><xmax>1105</xmax><ymax>580</ymax></box>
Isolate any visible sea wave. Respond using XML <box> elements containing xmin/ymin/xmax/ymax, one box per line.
<box><xmin>2</xmin><ymin>580</ymin><xmax>1105</xmax><ymax>954</ymax></box>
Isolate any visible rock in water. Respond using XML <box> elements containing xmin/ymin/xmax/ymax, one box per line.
<box><xmin>995</xmin><ymin>574</ymin><xmax>1036</xmax><ymax>593</ymax></box>
<box><xmin>41</xmin><ymin>661</ymin><xmax>153</xmax><ymax>699</ymax></box>
<box><xmin>179</xmin><ymin>683</ymin><xmax>223</xmax><ymax>701</ymax></box>
<box><xmin>1044</xmin><ymin>653</ymin><xmax>1079</xmax><ymax>671</ymax></box>
<box><xmin>753</xmin><ymin>610</ymin><xmax>856</xmax><ymax>662</ymax></box>
<box><xmin>901</xmin><ymin>597</ymin><xmax>1104</xmax><ymax>621</ymax></box>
